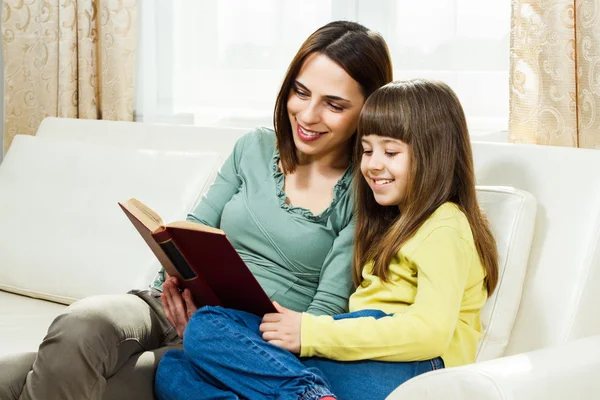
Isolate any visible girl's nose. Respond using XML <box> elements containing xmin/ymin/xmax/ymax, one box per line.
<box><xmin>367</xmin><ymin>154</ymin><xmax>384</xmax><ymax>171</ymax></box>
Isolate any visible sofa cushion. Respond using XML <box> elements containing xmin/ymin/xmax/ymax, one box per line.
<box><xmin>476</xmin><ymin>186</ymin><xmax>537</xmax><ymax>361</ymax></box>
<box><xmin>0</xmin><ymin>135</ymin><xmax>221</xmax><ymax>304</ymax></box>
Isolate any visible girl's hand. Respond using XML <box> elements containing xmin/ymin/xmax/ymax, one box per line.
<box><xmin>161</xmin><ymin>277</ymin><xmax>198</xmax><ymax>338</ymax></box>
<box><xmin>259</xmin><ymin>301</ymin><xmax>302</xmax><ymax>353</ymax></box>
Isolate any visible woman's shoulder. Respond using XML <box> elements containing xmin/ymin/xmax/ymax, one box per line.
<box><xmin>236</xmin><ymin>126</ymin><xmax>276</xmax><ymax>149</ymax></box>
<box><xmin>230</xmin><ymin>126</ymin><xmax>277</xmax><ymax>162</ymax></box>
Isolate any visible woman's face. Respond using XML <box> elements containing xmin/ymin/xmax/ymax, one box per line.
<box><xmin>287</xmin><ymin>53</ymin><xmax>365</xmax><ymax>163</ymax></box>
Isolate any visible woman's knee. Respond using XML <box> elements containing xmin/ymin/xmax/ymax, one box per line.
<box><xmin>45</xmin><ymin>294</ymin><xmax>151</xmax><ymax>354</ymax></box>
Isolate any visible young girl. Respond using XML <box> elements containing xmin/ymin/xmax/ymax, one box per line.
<box><xmin>154</xmin><ymin>79</ymin><xmax>499</xmax><ymax>400</ymax></box>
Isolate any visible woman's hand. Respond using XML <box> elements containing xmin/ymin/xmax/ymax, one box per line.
<box><xmin>259</xmin><ymin>302</ymin><xmax>303</xmax><ymax>354</ymax></box>
<box><xmin>161</xmin><ymin>277</ymin><xmax>198</xmax><ymax>338</ymax></box>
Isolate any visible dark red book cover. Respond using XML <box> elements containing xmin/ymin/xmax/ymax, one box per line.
<box><xmin>119</xmin><ymin>201</ymin><xmax>275</xmax><ymax>316</ymax></box>
<box><xmin>167</xmin><ymin>226</ymin><xmax>276</xmax><ymax>316</ymax></box>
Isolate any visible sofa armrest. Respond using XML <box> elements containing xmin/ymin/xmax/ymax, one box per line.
<box><xmin>386</xmin><ymin>334</ymin><xmax>600</xmax><ymax>400</ymax></box>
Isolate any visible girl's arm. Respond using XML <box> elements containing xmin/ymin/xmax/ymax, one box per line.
<box><xmin>305</xmin><ymin>219</ymin><xmax>355</xmax><ymax>316</ymax></box>
<box><xmin>301</xmin><ymin>227</ymin><xmax>473</xmax><ymax>362</ymax></box>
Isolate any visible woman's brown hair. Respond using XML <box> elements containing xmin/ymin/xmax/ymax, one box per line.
<box><xmin>274</xmin><ymin>21</ymin><xmax>393</xmax><ymax>174</ymax></box>
<box><xmin>352</xmin><ymin>79</ymin><xmax>499</xmax><ymax>296</ymax></box>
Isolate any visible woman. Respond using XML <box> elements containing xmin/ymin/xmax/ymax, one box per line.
<box><xmin>6</xmin><ymin>21</ymin><xmax>393</xmax><ymax>400</ymax></box>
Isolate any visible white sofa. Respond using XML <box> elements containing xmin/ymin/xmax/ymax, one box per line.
<box><xmin>0</xmin><ymin>117</ymin><xmax>599</xmax><ymax>400</ymax></box>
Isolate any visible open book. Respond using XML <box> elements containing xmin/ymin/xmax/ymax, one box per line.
<box><xmin>119</xmin><ymin>198</ymin><xmax>276</xmax><ymax>316</ymax></box>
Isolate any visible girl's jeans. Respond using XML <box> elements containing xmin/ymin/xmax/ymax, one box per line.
<box><xmin>155</xmin><ymin>307</ymin><xmax>444</xmax><ymax>400</ymax></box>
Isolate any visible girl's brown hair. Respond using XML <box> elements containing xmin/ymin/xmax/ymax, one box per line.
<box><xmin>274</xmin><ymin>21</ymin><xmax>393</xmax><ymax>174</ymax></box>
<box><xmin>352</xmin><ymin>79</ymin><xmax>498</xmax><ymax>295</ymax></box>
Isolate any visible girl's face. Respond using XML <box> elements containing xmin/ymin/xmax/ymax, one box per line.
<box><xmin>360</xmin><ymin>135</ymin><xmax>411</xmax><ymax>207</ymax></box>
<box><xmin>287</xmin><ymin>53</ymin><xmax>365</xmax><ymax>162</ymax></box>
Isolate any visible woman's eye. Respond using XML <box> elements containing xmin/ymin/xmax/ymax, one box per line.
<box><xmin>327</xmin><ymin>102</ymin><xmax>344</xmax><ymax>112</ymax></box>
<box><xmin>293</xmin><ymin>87</ymin><xmax>309</xmax><ymax>99</ymax></box>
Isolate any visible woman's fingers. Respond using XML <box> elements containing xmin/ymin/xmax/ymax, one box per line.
<box><xmin>161</xmin><ymin>278</ymin><xmax>190</xmax><ymax>337</ymax></box>
<box><xmin>161</xmin><ymin>292</ymin><xmax>176</xmax><ymax>328</ymax></box>
<box><xmin>168</xmin><ymin>282</ymin><xmax>188</xmax><ymax>322</ymax></box>
<box><xmin>182</xmin><ymin>289</ymin><xmax>198</xmax><ymax>317</ymax></box>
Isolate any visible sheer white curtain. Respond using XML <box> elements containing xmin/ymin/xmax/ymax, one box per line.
<box><xmin>136</xmin><ymin>0</ymin><xmax>510</xmax><ymax>137</ymax></box>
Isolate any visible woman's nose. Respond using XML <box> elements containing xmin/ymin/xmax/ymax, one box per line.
<box><xmin>298</xmin><ymin>101</ymin><xmax>321</xmax><ymax>125</ymax></box>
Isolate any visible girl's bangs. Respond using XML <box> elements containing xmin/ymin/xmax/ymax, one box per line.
<box><xmin>357</xmin><ymin>85</ymin><xmax>413</xmax><ymax>144</ymax></box>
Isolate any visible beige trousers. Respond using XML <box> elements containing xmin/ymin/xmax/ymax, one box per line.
<box><xmin>0</xmin><ymin>290</ymin><xmax>181</xmax><ymax>400</ymax></box>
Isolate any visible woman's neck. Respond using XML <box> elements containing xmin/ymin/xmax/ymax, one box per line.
<box><xmin>295</xmin><ymin>143</ymin><xmax>351</xmax><ymax>174</ymax></box>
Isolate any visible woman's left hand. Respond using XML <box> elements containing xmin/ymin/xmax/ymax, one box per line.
<box><xmin>260</xmin><ymin>301</ymin><xmax>302</xmax><ymax>354</ymax></box>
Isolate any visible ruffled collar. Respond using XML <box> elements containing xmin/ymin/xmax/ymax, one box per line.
<box><xmin>271</xmin><ymin>148</ymin><xmax>352</xmax><ymax>221</ymax></box>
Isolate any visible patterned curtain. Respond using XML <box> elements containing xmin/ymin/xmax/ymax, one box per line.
<box><xmin>2</xmin><ymin>0</ymin><xmax>138</xmax><ymax>153</ymax></box>
<box><xmin>510</xmin><ymin>0</ymin><xmax>600</xmax><ymax>148</ymax></box>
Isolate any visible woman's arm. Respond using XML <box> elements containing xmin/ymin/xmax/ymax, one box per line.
<box><xmin>186</xmin><ymin>133</ymin><xmax>249</xmax><ymax>227</ymax></box>
<box><xmin>159</xmin><ymin>132</ymin><xmax>250</xmax><ymax>335</ymax></box>
<box><xmin>305</xmin><ymin>220</ymin><xmax>356</xmax><ymax>316</ymax></box>
<box><xmin>301</xmin><ymin>227</ymin><xmax>473</xmax><ymax>361</ymax></box>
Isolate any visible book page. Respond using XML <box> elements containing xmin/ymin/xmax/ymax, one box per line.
<box><xmin>168</xmin><ymin>220</ymin><xmax>224</xmax><ymax>235</ymax></box>
<box><xmin>120</xmin><ymin>198</ymin><xmax>164</xmax><ymax>232</ymax></box>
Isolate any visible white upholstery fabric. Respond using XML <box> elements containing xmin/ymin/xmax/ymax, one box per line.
<box><xmin>0</xmin><ymin>291</ymin><xmax>66</xmax><ymax>357</ymax></box>
<box><xmin>387</xmin><ymin>334</ymin><xmax>600</xmax><ymax>400</ymax></box>
<box><xmin>473</xmin><ymin>142</ymin><xmax>600</xmax><ymax>355</ymax></box>
<box><xmin>475</xmin><ymin>187</ymin><xmax>536</xmax><ymax>361</ymax></box>
<box><xmin>36</xmin><ymin>117</ymin><xmax>248</xmax><ymax>153</ymax></box>
<box><xmin>0</xmin><ymin>135</ymin><xmax>221</xmax><ymax>304</ymax></box>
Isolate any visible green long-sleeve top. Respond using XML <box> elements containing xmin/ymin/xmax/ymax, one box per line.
<box><xmin>151</xmin><ymin>127</ymin><xmax>355</xmax><ymax>316</ymax></box>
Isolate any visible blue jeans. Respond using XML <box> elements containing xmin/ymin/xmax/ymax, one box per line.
<box><xmin>155</xmin><ymin>307</ymin><xmax>444</xmax><ymax>400</ymax></box>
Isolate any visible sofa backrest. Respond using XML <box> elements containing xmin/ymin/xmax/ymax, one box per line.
<box><xmin>36</xmin><ymin>117</ymin><xmax>248</xmax><ymax>153</ymax></box>
<box><xmin>473</xmin><ymin>141</ymin><xmax>600</xmax><ymax>355</ymax></box>
<box><xmin>0</xmin><ymin>135</ymin><xmax>221</xmax><ymax>304</ymax></box>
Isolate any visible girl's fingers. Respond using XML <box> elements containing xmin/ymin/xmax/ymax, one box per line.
<box><xmin>266</xmin><ymin>339</ymin><xmax>285</xmax><ymax>348</ymax></box>
<box><xmin>261</xmin><ymin>313</ymin><xmax>282</xmax><ymax>323</ymax></box>
<box><xmin>261</xmin><ymin>331</ymin><xmax>280</xmax><ymax>342</ymax></box>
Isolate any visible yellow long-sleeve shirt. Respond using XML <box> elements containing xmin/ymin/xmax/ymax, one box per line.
<box><xmin>300</xmin><ymin>202</ymin><xmax>488</xmax><ymax>368</ymax></box>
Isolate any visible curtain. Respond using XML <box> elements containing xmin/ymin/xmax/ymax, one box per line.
<box><xmin>2</xmin><ymin>0</ymin><xmax>138</xmax><ymax>154</ymax></box>
<box><xmin>509</xmin><ymin>0</ymin><xmax>600</xmax><ymax>148</ymax></box>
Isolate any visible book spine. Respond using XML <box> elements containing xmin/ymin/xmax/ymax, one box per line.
<box><xmin>156</xmin><ymin>239</ymin><xmax>197</xmax><ymax>281</ymax></box>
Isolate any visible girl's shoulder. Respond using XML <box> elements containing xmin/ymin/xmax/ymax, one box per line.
<box><xmin>426</xmin><ymin>202</ymin><xmax>469</xmax><ymax>230</ymax></box>
<box><xmin>404</xmin><ymin>203</ymin><xmax>473</xmax><ymax>253</ymax></box>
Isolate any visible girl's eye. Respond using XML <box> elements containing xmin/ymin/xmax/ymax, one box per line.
<box><xmin>385</xmin><ymin>152</ymin><xmax>398</xmax><ymax>157</ymax></box>
<box><xmin>362</xmin><ymin>150</ymin><xmax>373</xmax><ymax>155</ymax></box>
<box><xmin>327</xmin><ymin>102</ymin><xmax>344</xmax><ymax>112</ymax></box>
<box><xmin>293</xmin><ymin>87</ymin><xmax>309</xmax><ymax>99</ymax></box>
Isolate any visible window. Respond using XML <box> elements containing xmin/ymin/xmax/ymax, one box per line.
<box><xmin>137</xmin><ymin>0</ymin><xmax>510</xmax><ymax>137</ymax></box>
